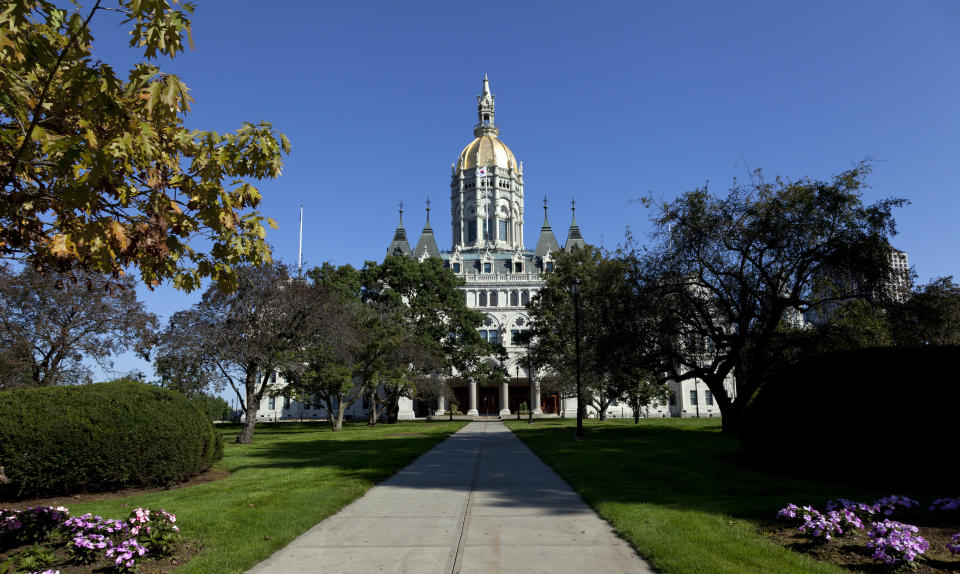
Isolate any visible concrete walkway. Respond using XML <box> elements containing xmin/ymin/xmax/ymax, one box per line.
<box><xmin>247</xmin><ymin>421</ymin><xmax>652</xmax><ymax>574</ymax></box>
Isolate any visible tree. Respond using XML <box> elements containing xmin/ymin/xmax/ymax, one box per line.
<box><xmin>622</xmin><ymin>369</ymin><xmax>672</xmax><ymax>423</ymax></box>
<box><xmin>0</xmin><ymin>1</ymin><xmax>290</xmax><ymax>292</ymax></box>
<box><xmin>634</xmin><ymin>162</ymin><xmax>904</xmax><ymax>432</ymax></box>
<box><xmin>289</xmin><ymin>257</ymin><xmax>489</xmax><ymax>428</ymax></box>
<box><xmin>890</xmin><ymin>276</ymin><xmax>960</xmax><ymax>346</ymax></box>
<box><xmin>524</xmin><ymin>246</ymin><xmax>646</xmax><ymax>420</ymax></box>
<box><xmin>357</xmin><ymin>256</ymin><xmax>490</xmax><ymax>424</ymax></box>
<box><xmin>154</xmin><ymin>261</ymin><xmax>316</xmax><ymax>443</ymax></box>
<box><xmin>281</xmin><ymin>279</ymin><xmax>370</xmax><ymax>432</ymax></box>
<box><xmin>0</xmin><ymin>264</ymin><xmax>156</xmax><ymax>389</ymax></box>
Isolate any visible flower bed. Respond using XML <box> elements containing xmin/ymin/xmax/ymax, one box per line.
<box><xmin>0</xmin><ymin>505</ymin><xmax>182</xmax><ymax>573</ymax></box>
<box><xmin>770</xmin><ymin>495</ymin><xmax>960</xmax><ymax>573</ymax></box>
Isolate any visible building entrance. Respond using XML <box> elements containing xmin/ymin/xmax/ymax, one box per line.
<box><xmin>478</xmin><ymin>386</ymin><xmax>499</xmax><ymax>415</ymax></box>
<box><xmin>541</xmin><ymin>394</ymin><xmax>560</xmax><ymax>414</ymax></box>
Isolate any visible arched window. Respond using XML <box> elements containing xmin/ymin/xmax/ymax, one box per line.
<box><xmin>478</xmin><ymin>291</ymin><xmax>487</xmax><ymax>306</ymax></box>
<box><xmin>490</xmin><ymin>291</ymin><xmax>498</xmax><ymax>306</ymax></box>
<box><xmin>521</xmin><ymin>291</ymin><xmax>530</xmax><ymax>305</ymax></box>
<box><xmin>510</xmin><ymin>291</ymin><xmax>518</xmax><ymax>306</ymax></box>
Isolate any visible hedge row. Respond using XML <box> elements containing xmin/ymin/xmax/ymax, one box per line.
<box><xmin>0</xmin><ymin>381</ymin><xmax>222</xmax><ymax>499</ymax></box>
<box><xmin>740</xmin><ymin>346</ymin><xmax>958</xmax><ymax>487</ymax></box>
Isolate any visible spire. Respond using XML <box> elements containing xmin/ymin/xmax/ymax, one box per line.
<box><xmin>564</xmin><ymin>198</ymin><xmax>586</xmax><ymax>252</ymax></box>
<box><xmin>474</xmin><ymin>74</ymin><xmax>498</xmax><ymax>137</ymax></box>
<box><xmin>535</xmin><ymin>195</ymin><xmax>560</xmax><ymax>258</ymax></box>
<box><xmin>386</xmin><ymin>201</ymin><xmax>411</xmax><ymax>258</ymax></box>
<box><xmin>412</xmin><ymin>197</ymin><xmax>441</xmax><ymax>260</ymax></box>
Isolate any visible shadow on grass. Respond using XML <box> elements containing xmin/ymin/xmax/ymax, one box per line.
<box><xmin>506</xmin><ymin>419</ymin><xmax>955</xmax><ymax>523</ymax></box>
<box><xmin>211</xmin><ymin>419</ymin><xmax>955</xmax><ymax>528</ymax></box>
<box><xmin>218</xmin><ymin>421</ymin><xmax>470</xmax><ymax>484</ymax></box>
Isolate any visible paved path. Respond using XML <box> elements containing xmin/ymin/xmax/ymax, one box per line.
<box><xmin>247</xmin><ymin>421</ymin><xmax>652</xmax><ymax>574</ymax></box>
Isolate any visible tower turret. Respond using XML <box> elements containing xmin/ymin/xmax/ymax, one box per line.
<box><xmin>474</xmin><ymin>73</ymin><xmax>498</xmax><ymax>137</ymax></box>
<box><xmin>564</xmin><ymin>199</ymin><xmax>586</xmax><ymax>251</ymax></box>
<box><xmin>451</xmin><ymin>76</ymin><xmax>524</xmax><ymax>252</ymax></box>
<box><xmin>386</xmin><ymin>202</ymin><xmax>412</xmax><ymax>257</ymax></box>
<box><xmin>412</xmin><ymin>198</ymin><xmax>441</xmax><ymax>260</ymax></box>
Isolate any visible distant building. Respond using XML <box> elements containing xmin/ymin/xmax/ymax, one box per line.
<box><xmin>888</xmin><ymin>248</ymin><xmax>911</xmax><ymax>303</ymax></box>
<box><xmin>805</xmin><ymin>246</ymin><xmax>911</xmax><ymax>325</ymax></box>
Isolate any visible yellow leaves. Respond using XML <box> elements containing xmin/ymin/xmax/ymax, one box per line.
<box><xmin>110</xmin><ymin>221</ymin><xmax>130</xmax><ymax>252</ymax></box>
<box><xmin>146</xmin><ymin>168</ymin><xmax>160</xmax><ymax>190</ymax></box>
<box><xmin>219</xmin><ymin>210</ymin><xmax>237</xmax><ymax>230</ymax></box>
<box><xmin>49</xmin><ymin>234</ymin><xmax>74</xmax><ymax>258</ymax></box>
<box><xmin>84</xmin><ymin>128</ymin><xmax>98</xmax><ymax>150</ymax></box>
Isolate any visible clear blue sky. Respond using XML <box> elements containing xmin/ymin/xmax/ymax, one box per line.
<box><xmin>84</xmin><ymin>0</ymin><xmax>960</xmax><ymax>380</ymax></box>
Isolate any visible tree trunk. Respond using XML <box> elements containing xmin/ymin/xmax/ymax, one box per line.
<box><xmin>386</xmin><ymin>396</ymin><xmax>399</xmax><ymax>424</ymax></box>
<box><xmin>332</xmin><ymin>403</ymin><xmax>345</xmax><ymax>432</ymax></box>
<box><xmin>367</xmin><ymin>388</ymin><xmax>379</xmax><ymax>426</ymax></box>
<box><xmin>235</xmin><ymin>369</ymin><xmax>261</xmax><ymax>444</ymax></box>
<box><xmin>236</xmin><ymin>405</ymin><xmax>257</xmax><ymax>443</ymax></box>
<box><xmin>720</xmin><ymin>403</ymin><xmax>743</xmax><ymax>433</ymax></box>
<box><xmin>633</xmin><ymin>410</ymin><xmax>640</xmax><ymax>424</ymax></box>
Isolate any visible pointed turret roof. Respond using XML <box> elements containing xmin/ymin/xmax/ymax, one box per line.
<box><xmin>564</xmin><ymin>199</ymin><xmax>586</xmax><ymax>251</ymax></box>
<box><xmin>534</xmin><ymin>196</ymin><xmax>561</xmax><ymax>258</ymax></box>
<box><xmin>412</xmin><ymin>198</ymin><xmax>441</xmax><ymax>259</ymax></box>
<box><xmin>386</xmin><ymin>202</ymin><xmax>412</xmax><ymax>257</ymax></box>
<box><xmin>474</xmin><ymin>74</ymin><xmax>499</xmax><ymax>138</ymax></box>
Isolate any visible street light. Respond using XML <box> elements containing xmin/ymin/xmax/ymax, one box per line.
<box><xmin>526</xmin><ymin>348</ymin><xmax>534</xmax><ymax>425</ymax></box>
<box><xmin>571</xmin><ymin>278</ymin><xmax>585</xmax><ymax>439</ymax></box>
<box><xmin>516</xmin><ymin>364</ymin><xmax>521</xmax><ymax>420</ymax></box>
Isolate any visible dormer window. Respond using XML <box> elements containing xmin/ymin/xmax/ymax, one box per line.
<box><xmin>483</xmin><ymin>262</ymin><xmax>492</xmax><ymax>273</ymax></box>
<box><xmin>546</xmin><ymin>261</ymin><xmax>554</xmax><ymax>272</ymax></box>
<box><xmin>453</xmin><ymin>262</ymin><xmax>461</xmax><ymax>273</ymax></box>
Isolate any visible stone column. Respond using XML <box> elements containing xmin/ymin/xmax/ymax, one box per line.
<box><xmin>435</xmin><ymin>395</ymin><xmax>446</xmax><ymax>417</ymax></box>
<box><xmin>531</xmin><ymin>380</ymin><xmax>542</xmax><ymax>414</ymax></box>
<box><xmin>467</xmin><ymin>381</ymin><xmax>478</xmax><ymax>416</ymax></box>
<box><xmin>499</xmin><ymin>381</ymin><xmax>511</xmax><ymax>416</ymax></box>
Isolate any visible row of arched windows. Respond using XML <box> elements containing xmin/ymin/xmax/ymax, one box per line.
<box><xmin>460</xmin><ymin>177</ymin><xmax>517</xmax><ymax>191</ymax></box>
<box><xmin>472</xmin><ymin>290</ymin><xmax>532</xmax><ymax>307</ymax></box>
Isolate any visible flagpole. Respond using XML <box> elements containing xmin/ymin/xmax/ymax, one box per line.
<box><xmin>298</xmin><ymin>205</ymin><xmax>303</xmax><ymax>277</ymax></box>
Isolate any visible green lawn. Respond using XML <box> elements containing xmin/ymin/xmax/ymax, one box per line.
<box><xmin>505</xmin><ymin>418</ymin><xmax>951</xmax><ymax>574</ymax></box>
<box><xmin>68</xmin><ymin>420</ymin><xmax>467</xmax><ymax>574</ymax></box>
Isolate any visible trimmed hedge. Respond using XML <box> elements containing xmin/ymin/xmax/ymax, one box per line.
<box><xmin>0</xmin><ymin>381</ymin><xmax>223</xmax><ymax>499</ymax></box>
<box><xmin>740</xmin><ymin>346</ymin><xmax>958</xmax><ymax>486</ymax></box>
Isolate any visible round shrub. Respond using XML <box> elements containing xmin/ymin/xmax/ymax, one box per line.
<box><xmin>740</xmin><ymin>346</ymin><xmax>958</xmax><ymax>486</ymax></box>
<box><xmin>0</xmin><ymin>381</ymin><xmax>223</xmax><ymax>499</ymax></box>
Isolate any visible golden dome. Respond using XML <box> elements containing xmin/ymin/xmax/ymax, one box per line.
<box><xmin>456</xmin><ymin>135</ymin><xmax>519</xmax><ymax>173</ymax></box>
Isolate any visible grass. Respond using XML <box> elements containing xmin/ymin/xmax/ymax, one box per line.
<box><xmin>505</xmin><ymin>418</ymin><xmax>956</xmax><ymax>574</ymax></box>
<box><xmin>65</xmin><ymin>420</ymin><xmax>467</xmax><ymax>573</ymax></box>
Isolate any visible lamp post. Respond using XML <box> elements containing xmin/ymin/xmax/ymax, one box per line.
<box><xmin>522</xmin><ymin>334</ymin><xmax>534</xmax><ymax>424</ymax></box>
<box><xmin>516</xmin><ymin>364</ymin><xmax>521</xmax><ymax>420</ymax></box>
<box><xmin>571</xmin><ymin>278</ymin><xmax>585</xmax><ymax>439</ymax></box>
